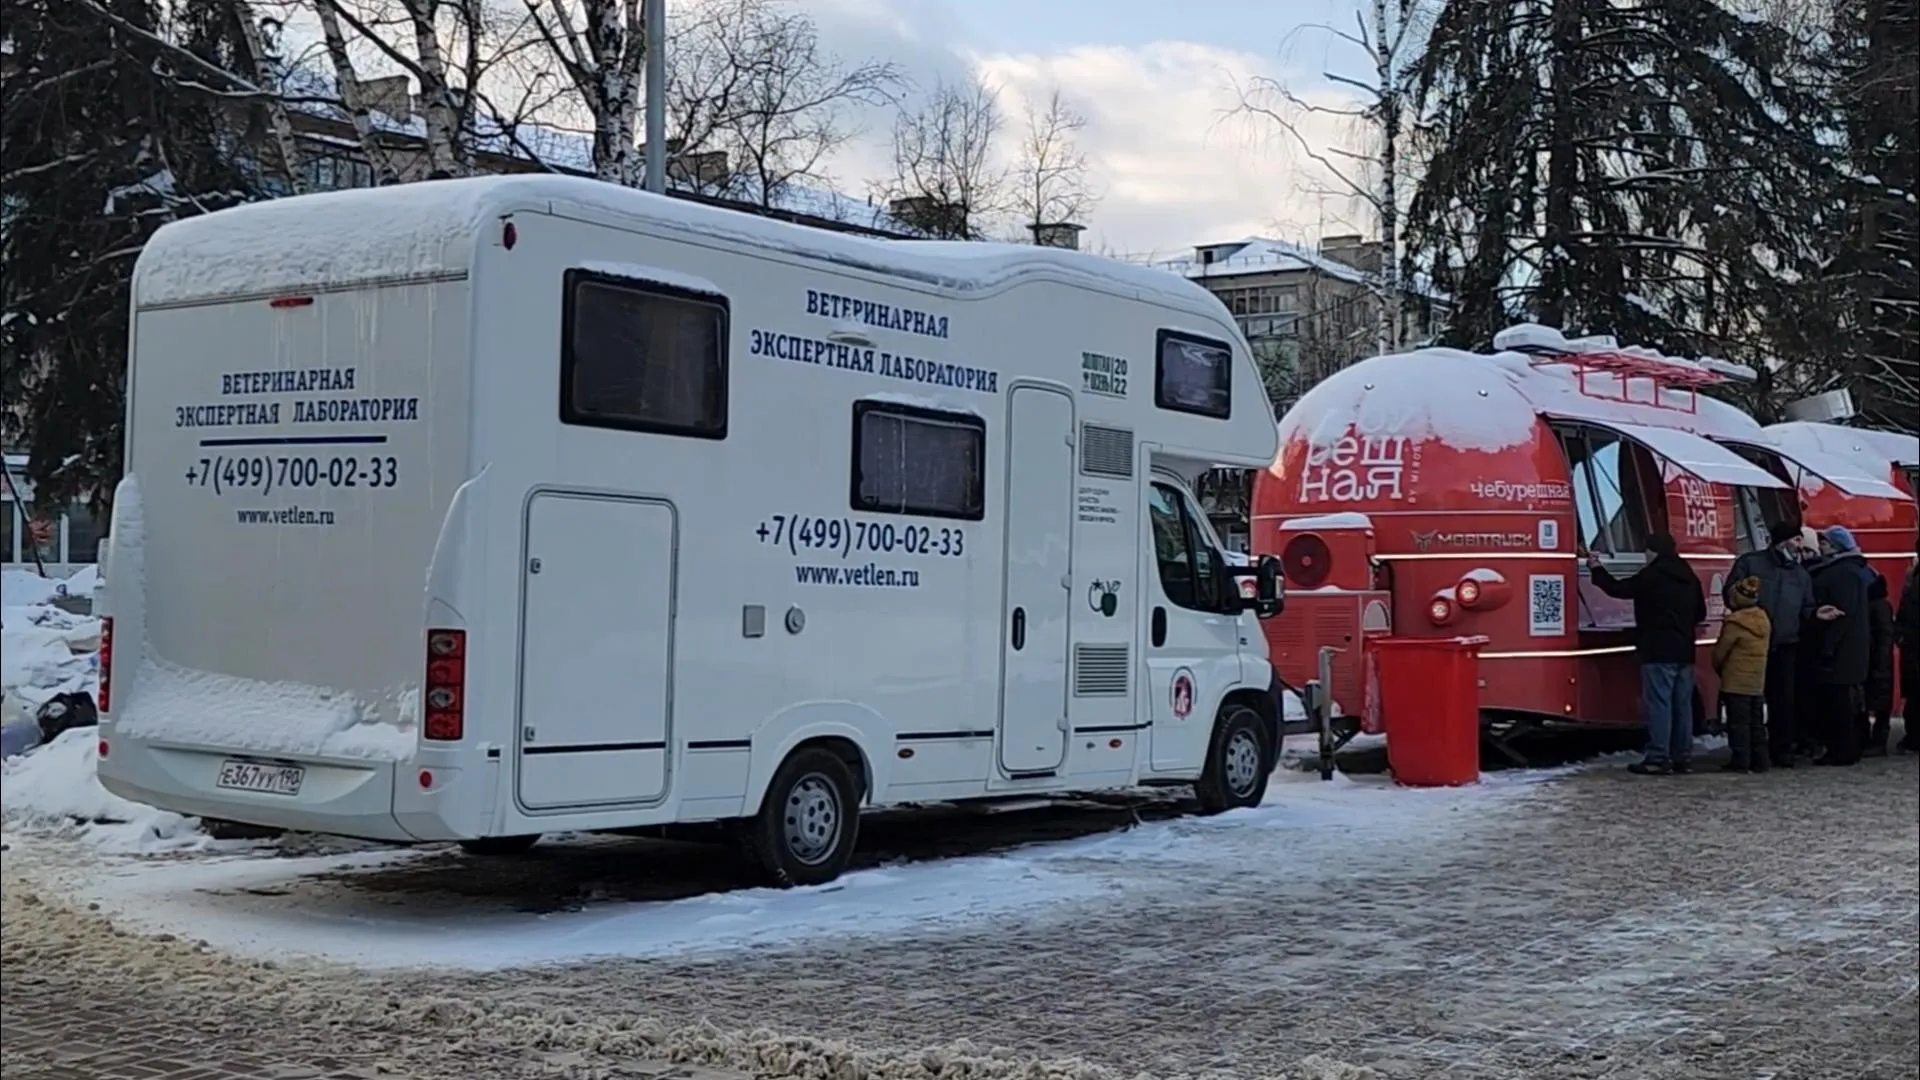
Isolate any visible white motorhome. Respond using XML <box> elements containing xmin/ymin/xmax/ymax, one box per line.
<box><xmin>96</xmin><ymin>175</ymin><xmax>1285</xmax><ymax>885</ymax></box>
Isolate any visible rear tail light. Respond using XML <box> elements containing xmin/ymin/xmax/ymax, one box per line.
<box><xmin>1457</xmin><ymin>579</ymin><xmax>1482</xmax><ymax>606</ymax></box>
<box><xmin>97</xmin><ymin>616</ymin><xmax>114</xmax><ymax>713</ymax></box>
<box><xmin>1428</xmin><ymin>597</ymin><xmax>1456</xmax><ymax>625</ymax></box>
<box><xmin>424</xmin><ymin>629</ymin><xmax>466</xmax><ymax>741</ymax></box>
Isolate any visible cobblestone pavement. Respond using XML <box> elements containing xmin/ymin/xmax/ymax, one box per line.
<box><xmin>4</xmin><ymin>752</ymin><xmax>1917</xmax><ymax>1080</ymax></box>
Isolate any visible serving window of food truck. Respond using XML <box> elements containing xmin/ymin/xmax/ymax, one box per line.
<box><xmin>1553</xmin><ymin>423</ymin><xmax>1665</xmax><ymax>565</ymax></box>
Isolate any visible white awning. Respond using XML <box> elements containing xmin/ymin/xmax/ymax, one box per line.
<box><xmin>1718</xmin><ymin>436</ymin><xmax>1911</xmax><ymax>501</ymax></box>
<box><xmin>1553</xmin><ymin>416</ymin><xmax>1790</xmax><ymax>489</ymax></box>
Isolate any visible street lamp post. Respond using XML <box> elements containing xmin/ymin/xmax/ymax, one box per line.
<box><xmin>643</xmin><ymin>0</ymin><xmax>666</xmax><ymax>193</ymax></box>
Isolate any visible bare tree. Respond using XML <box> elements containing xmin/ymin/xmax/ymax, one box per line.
<box><xmin>710</xmin><ymin>0</ymin><xmax>902</xmax><ymax>208</ymax></box>
<box><xmin>1234</xmin><ymin>0</ymin><xmax>1432</xmax><ymax>357</ymax></box>
<box><xmin>524</xmin><ymin>0</ymin><xmax>645</xmax><ymax>183</ymax></box>
<box><xmin>878</xmin><ymin>77</ymin><xmax>1005</xmax><ymax>239</ymax></box>
<box><xmin>1012</xmin><ymin>88</ymin><xmax>1097</xmax><ymax>235</ymax></box>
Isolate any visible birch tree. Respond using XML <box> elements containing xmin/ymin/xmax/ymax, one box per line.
<box><xmin>525</xmin><ymin>0</ymin><xmax>645</xmax><ymax>183</ymax></box>
<box><xmin>1235</xmin><ymin>0</ymin><xmax>1429</xmax><ymax>357</ymax></box>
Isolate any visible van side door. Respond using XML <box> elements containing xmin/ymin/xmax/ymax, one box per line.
<box><xmin>1142</xmin><ymin>479</ymin><xmax>1245</xmax><ymax>772</ymax></box>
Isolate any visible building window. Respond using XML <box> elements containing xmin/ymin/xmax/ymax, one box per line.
<box><xmin>1155</xmin><ymin>329</ymin><xmax>1233</xmax><ymax>420</ymax></box>
<box><xmin>849</xmin><ymin>400</ymin><xmax>985</xmax><ymax>520</ymax></box>
<box><xmin>1216</xmin><ymin>285</ymin><xmax>1298</xmax><ymax>317</ymax></box>
<box><xmin>65</xmin><ymin>500</ymin><xmax>104</xmax><ymax>565</ymax></box>
<box><xmin>560</xmin><ymin>269</ymin><xmax>729</xmax><ymax>439</ymax></box>
<box><xmin>303</xmin><ymin>151</ymin><xmax>374</xmax><ymax>192</ymax></box>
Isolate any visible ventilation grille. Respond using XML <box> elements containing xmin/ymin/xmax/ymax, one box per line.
<box><xmin>1073</xmin><ymin>643</ymin><xmax>1130</xmax><ymax>697</ymax></box>
<box><xmin>1079</xmin><ymin>423</ymin><xmax>1135</xmax><ymax>479</ymax></box>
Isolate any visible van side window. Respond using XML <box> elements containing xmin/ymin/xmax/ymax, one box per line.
<box><xmin>1148</xmin><ymin>482</ymin><xmax>1225</xmax><ymax>612</ymax></box>
<box><xmin>1154</xmin><ymin>330</ymin><xmax>1233</xmax><ymax>419</ymax></box>
<box><xmin>850</xmin><ymin>401</ymin><xmax>986</xmax><ymax>520</ymax></box>
<box><xmin>561</xmin><ymin>269</ymin><xmax>728</xmax><ymax>439</ymax></box>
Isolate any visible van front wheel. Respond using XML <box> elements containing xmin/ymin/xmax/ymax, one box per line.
<box><xmin>743</xmin><ymin>748</ymin><xmax>861</xmax><ymax>888</ymax></box>
<box><xmin>1196</xmin><ymin>704</ymin><xmax>1271</xmax><ymax>815</ymax></box>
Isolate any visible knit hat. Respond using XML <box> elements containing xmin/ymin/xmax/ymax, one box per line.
<box><xmin>1730</xmin><ymin>575</ymin><xmax>1761</xmax><ymax>608</ymax></box>
<box><xmin>1645</xmin><ymin>531</ymin><xmax>1678</xmax><ymax>558</ymax></box>
<box><xmin>1823</xmin><ymin>524</ymin><xmax>1860</xmax><ymax>553</ymax></box>
<box><xmin>1766</xmin><ymin>520</ymin><xmax>1800</xmax><ymax>548</ymax></box>
<box><xmin>1800</xmin><ymin>525</ymin><xmax>1822</xmax><ymax>552</ymax></box>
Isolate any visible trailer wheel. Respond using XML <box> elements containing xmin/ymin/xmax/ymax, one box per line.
<box><xmin>1196</xmin><ymin>703</ymin><xmax>1271</xmax><ymax>814</ymax></box>
<box><xmin>458</xmin><ymin>834</ymin><xmax>540</xmax><ymax>856</ymax></box>
<box><xmin>743</xmin><ymin>747</ymin><xmax>861</xmax><ymax>888</ymax></box>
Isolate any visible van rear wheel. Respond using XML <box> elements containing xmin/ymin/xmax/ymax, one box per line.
<box><xmin>458</xmin><ymin>834</ymin><xmax>540</xmax><ymax>856</ymax></box>
<box><xmin>743</xmin><ymin>748</ymin><xmax>861</xmax><ymax>888</ymax></box>
<box><xmin>1196</xmin><ymin>704</ymin><xmax>1271</xmax><ymax>814</ymax></box>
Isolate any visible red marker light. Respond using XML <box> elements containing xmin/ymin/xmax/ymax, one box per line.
<box><xmin>268</xmin><ymin>296</ymin><xmax>315</xmax><ymax>309</ymax></box>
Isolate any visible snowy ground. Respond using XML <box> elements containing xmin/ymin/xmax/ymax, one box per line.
<box><xmin>3</xmin><ymin>578</ymin><xmax>1916</xmax><ymax>1079</ymax></box>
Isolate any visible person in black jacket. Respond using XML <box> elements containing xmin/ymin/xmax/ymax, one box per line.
<box><xmin>1726</xmin><ymin>520</ymin><xmax>1817</xmax><ymax>768</ymax></box>
<box><xmin>1863</xmin><ymin>572</ymin><xmax>1896</xmax><ymax>755</ymax></box>
<box><xmin>1807</xmin><ymin>526</ymin><xmax>1875</xmax><ymax>766</ymax></box>
<box><xmin>1587</xmin><ymin>532</ymin><xmax>1708</xmax><ymax>775</ymax></box>
<box><xmin>1897</xmin><ymin>549</ymin><xmax>1918</xmax><ymax>754</ymax></box>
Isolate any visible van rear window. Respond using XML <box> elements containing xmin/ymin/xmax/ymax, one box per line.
<box><xmin>1155</xmin><ymin>329</ymin><xmax>1233</xmax><ymax>419</ymax></box>
<box><xmin>561</xmin><ymin>269</ymin><xmax>728</xmax><ymax>438</ymax></box>
<box><xmin>850</xmin><ymin>401</ymin><xmax>986</xmax><ymax>520</ymax></box>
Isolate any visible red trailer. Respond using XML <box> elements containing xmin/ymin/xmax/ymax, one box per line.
<box><xmin>1251</xmin><ymin>325</ymin><xmax>1918</xmax><ymax>754</ymax></box>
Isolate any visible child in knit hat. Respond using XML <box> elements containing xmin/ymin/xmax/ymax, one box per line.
<box><xmin>1714</xmin><ymin>575</ymin><xmax>1773</xmax><ymax>772</ymax></box>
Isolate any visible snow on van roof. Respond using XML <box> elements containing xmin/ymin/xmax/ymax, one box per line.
<box><xmin>133</xmin><ymin>175</ymin><xmax>1224</xmax><ymax>311</ymax></box>
<box><xmin>1279</xmin><ymin>329</ymin><xmax>1770</xmax><ymax>456</ymax></box>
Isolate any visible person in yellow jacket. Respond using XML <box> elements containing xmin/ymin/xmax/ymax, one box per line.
<box><xmin>1714</xmin><ymin>575</ymin><xmax>1773</xmax><ymax>772</ymax></box>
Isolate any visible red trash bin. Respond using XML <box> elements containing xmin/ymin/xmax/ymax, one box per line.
<box><xmin>1372</xmin><ymin>635</ymin><xmax>1487</xmax><ymax>787</ymax></box>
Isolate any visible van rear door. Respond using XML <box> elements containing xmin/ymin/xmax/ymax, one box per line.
<box><xmin>107</xmin><ymin>280</ymin><xmax>470</xmax><ymax>832</ymax></box>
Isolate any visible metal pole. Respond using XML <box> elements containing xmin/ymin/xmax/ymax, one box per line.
<box><xmin>643</xmin><ymin>0</ymin><xmax>666</xmax><ymax>193</ymax></box>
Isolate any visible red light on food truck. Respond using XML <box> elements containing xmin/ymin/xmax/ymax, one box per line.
<box><xmin>268</xmin><ymin>296</ymin><xmax>315</xmax><ymax>309</ymax></box>
<box><xmin>1456</xmin><ymin>579</ymin><xmax>1481</xmax><ymax>606</ymax></box>
<box><xmin>1427</xmin><ymin>596</ymin><xmax>1456</xmax><ymax>625</ymax></box>
<box><xmin>423</xmin><ymin>629</ymin><xmax>467</xmax><ymax>741</ymax></box>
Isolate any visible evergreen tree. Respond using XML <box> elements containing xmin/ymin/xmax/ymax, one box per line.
<box><xmin>1</xmin><ymin>0</ymin><xmax>272</xmax><ymax>513</ymax></box>
<box><xmin>1402</xmin><ymin>0</ymin><xmax>1837</xmax><ymax>364</ymax></box>
<box><xmin>1829</xmin><ymin>0</ymin><xmax>1918</xmax><ymax>429</ymax></box>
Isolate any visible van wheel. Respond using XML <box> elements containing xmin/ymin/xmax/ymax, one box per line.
<box><xmin>1196</xmin><ymin>704</ymin><xmax>1271</xmax><ymax>815</ymax></box>
<box><xmin>458</xmin><ymin>834</ymin><xmax>540</xmax><ymax>856</ymax></box>
<box><xmin>743</xmin><ymin>748</ymin><xmax>861</xmax><ymax>888</ymax></box>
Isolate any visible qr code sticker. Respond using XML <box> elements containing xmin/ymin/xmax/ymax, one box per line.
<box><xmin>1529</xmin><ymin>574</ymin><xmax>1566</xmax><ymax>637</ymax></box>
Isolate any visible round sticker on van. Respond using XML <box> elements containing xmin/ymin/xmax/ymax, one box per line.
<box><xmin>1171</xmin><ymin>668</ymin><xmax>1196</xmax><ymax>720</ymax></box>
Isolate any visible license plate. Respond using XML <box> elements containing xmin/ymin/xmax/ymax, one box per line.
<box><xmin>215</xmin><ymin>758</ymin><xmax>306</xmax><ymax>796</ymax></box>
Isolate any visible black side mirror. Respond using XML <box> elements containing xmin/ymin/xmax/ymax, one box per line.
<box><xmin>1254</xmin><ymin>554</ymin><xmax>1284</xmax><ymax>619</ymax></box>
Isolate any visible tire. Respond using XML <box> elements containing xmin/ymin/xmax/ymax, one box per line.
<box><xmin>1195</xmin><ymin>703</ymin><xmax>1271</xmax><ymax>815</ymax></box>
<box><xmin>458</xmin><ymin>834</ymin><xmax>541</xmax><ymax>856</ymax></box>
<box><xmin>742</xmin><ymin>747</ymin><xmax>861</xmax><ymax>888</ymax></box>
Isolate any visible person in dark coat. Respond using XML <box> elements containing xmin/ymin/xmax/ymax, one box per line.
<box><xmin>1587</xmin><ymin>532</ymin><xmax>1707</xmax><ymax>775</ymax></box>
<box><xmin>1897</xmin><ymin>549</ymin><xmax>1918</xmax><ymax>754</ymax></box>
<box><xmin>1863</xmin><ymin>571</ymin><xmax>1896</xmax><ymax>755</ymax></box>
<box><xmin>1726</xmin><ymin>520</ymin><xmax>1816</xmax><ymax>768</ymax></box>
<box><xmin>1807</xmin><ymin>525</ymin><xmax>1875</xmax><ymax>766</ymax></box>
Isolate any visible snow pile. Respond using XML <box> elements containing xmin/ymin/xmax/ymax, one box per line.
<box><xmin>0</xmin><ymin>729</ymin><xmax>209</xmax><ymax>853</ymax></box>
<box><xmin>1278</xmin><ymin>347</ymin><xmax>1541</xmax><ymax>456</ymax></box>
<box><xmin>2</xmin><ymin>586</ymin><xmax>99</xmax><ymax>713</ymax></box>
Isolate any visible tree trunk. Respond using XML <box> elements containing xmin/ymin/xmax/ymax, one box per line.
<box><xmin>1373</xmin><ymin>0</ymin><xmax>1400</xmax><ymax>355</ymax></box>
<box><xmin>230</xmin><ymin>0</ymin><xmax>306</xmax><ymax>193</ymax></box>
<box><xmin>1541</xmin><ymin>0</ymin><xmax>1579</xmax><ymax>328</ymax></box>
<box><xmin>400</xmin><ymin>0</ymin><xmax>463</xmax><ymax>178</ymax></box>
<box><xmin>314</xmin><ymin>0</ymin><xmax>401</xmax><ymax>185</ymax></box>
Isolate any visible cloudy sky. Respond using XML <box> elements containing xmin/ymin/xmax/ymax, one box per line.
<box><xmin>798</xmin><ymin>0</ymin><xmax>1380</xmax><ymax>256</ymax></box>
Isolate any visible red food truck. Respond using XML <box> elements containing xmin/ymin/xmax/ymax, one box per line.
<box><xmin>1251</xmin><ymin>324</ymin><xmax>1918</xmax><ymax>757</ymax></box>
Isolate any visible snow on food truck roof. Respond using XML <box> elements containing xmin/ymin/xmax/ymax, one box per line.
<box><xmin>1275</xmin><ymin>330</ymin><xmax>1795</xmax><ymax>490</ymax></box>
<box><xmin>132</xmin><ymin>175</ymin><xmax>1226</xmax><ymax>310</ymax></box>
